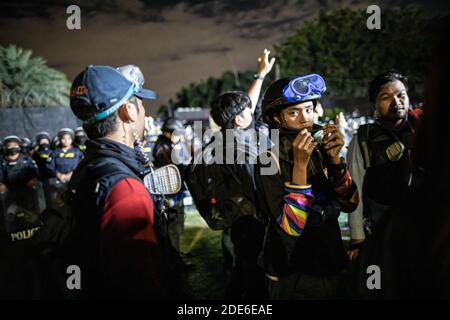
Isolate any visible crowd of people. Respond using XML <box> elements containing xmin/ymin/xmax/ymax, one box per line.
<box><xmin>1</xmin><ymin>21</ymin><xmax>449</xmax><ymax>300</ymax></box>
<box><xmin>0</xmin><ymin>128</ymin><xmax>84</xmax><ymax>221</ymax></box>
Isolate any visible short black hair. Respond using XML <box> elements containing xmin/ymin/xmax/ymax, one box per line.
<box><xmin>210</xmin><ymin>91</ymin><xmax>251</xmax><ymax>129</ymax></box>
<box><xmin>369</xmin><ymin>71</ymin><xmax>408</xmax><ymax>104</ymax></box>
<box><xmin>77</xmin><ymin>97</ymin><xmax>138</xmax><ymax>139</ymax></box>
<box><xmin>83</xmin><ymin>113</ymin><xmax>118</xmax><ymax>139</ymax></box>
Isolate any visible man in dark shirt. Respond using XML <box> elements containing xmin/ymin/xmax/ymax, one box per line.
<box><xmin>347</xmin><ymin>72</ymin><xmax>421</xmax><ymax>260</ymax></box>
<box><xmin>68</xmin><ymin>64</ymin><xmax>165</xmax><ymax>298</ymax></box>
<box><xmin>210</xmin><ymin>91</ymin><xmax>267</xmax><ymax>299</ymax></box>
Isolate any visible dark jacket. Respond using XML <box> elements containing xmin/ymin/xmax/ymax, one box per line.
<box><xmin>67</xmin><ymin>138</ymin><xmax>165</xmax><ymax>299</ymax></box>
<box><xmin>358</xmin><ymin>117</ymin><xmax>416</xmax><ymax>228</ymax></box>
<box><xmin>33</xmin><ymin>146</ymin><xmax>53</xmax><ymax>180</ymax></box>
<box><xmin>255</xmin><ymin>126</ymin><xmax>359</xmax><ymax>277</ymax></box>
<box><xmin>0</xmin><ymin>155</ymin><xmax>38</xmax><ymax>190</ymax></box>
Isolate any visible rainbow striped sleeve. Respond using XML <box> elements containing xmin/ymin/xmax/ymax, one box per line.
<box><xmin>276</xmin><ymin>182</ymin><xmax>315</xmax><ymax>237</ymax></box>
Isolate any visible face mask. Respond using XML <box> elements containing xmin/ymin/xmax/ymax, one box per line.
<box><xmin>279</xmin><ymin>125</ymin><xmax>302</xmax><ymax>138</ymax></box>
<box><xmin>76</xmin><ymin>136</ymin><xmax>87</xmax><ymax>145</ymax></box>
<box><xmin>39</xmin><ymin>143</ymin><xmax>50</xmax><ymax>151</ymax></box>
<box><xmin>5</xmin><ymin>147</ymin><xmax>21</xmax><ymax>156</ymax></box>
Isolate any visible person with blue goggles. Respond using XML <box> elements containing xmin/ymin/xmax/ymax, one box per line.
<box><xmin>255</xmin><ymin>74</ymin><xmax>359</xmax><ymax>299</ymax></box>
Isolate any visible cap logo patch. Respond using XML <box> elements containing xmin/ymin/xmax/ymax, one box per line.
<box><xmin>71</xmin><ymin>85</ymin><xmax>88</xmax><ymax>97</ymax></box>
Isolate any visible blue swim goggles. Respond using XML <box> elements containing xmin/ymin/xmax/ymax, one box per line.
<box><xmin>263</xmin><ymin>74</ymin><xmax>327</xmax><ymax>112</ymax></box>
<box><xmin>282</xmin><ymin>74</ymin><xmax>326</xmax><ymax>102</ymax></box>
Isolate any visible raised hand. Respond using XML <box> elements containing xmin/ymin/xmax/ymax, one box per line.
<box><xmin>256</xmin><ymin>48</ymin><xmax>276</xmax><ymax>78</ymax></box>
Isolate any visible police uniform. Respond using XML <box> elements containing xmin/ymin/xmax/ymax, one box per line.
<box><xmin>77</xmin><ymin>143</ymin><xmax>87</xmax><ymax>154</ymax></box>
<box><xmin>45</xmin><ymin>145</ymin><xmax>83</xmax><ymax>210</ymax></box>
<box><xmin>0</xmin><ymin>154</ymin><xmax>38</xmax><ymax>192</ymax></box>
<box><xmin>0</xmin><ymin>153</ymin><xmax>40</xmax><ymax>215</ymax></box>
<box><xmin>20</xmin><ymin>137</ymin><xmax>32</xmax><ymax>156</ymax></box>
<box><xmin>33</xmin><ymin>145</ymin><xmax>52</xmax><ymax>180</ymax></box>
<box><xmin>0</xmin><ymin>141</ymin><xmax>48</xmax><ymax>298</ymax></box>
<box><xmin>47</xmin><ymin>146</ymin><xmax>83</xmax><ymax>177</ymax></box>
<box><xmin>74</xmin><ymin>127</ymin><xmax>88</xmax><ymax>155</ymax></box>
<box><xmin>142</xmin><ymin>139</ymin><xmax>154</xmax><ymax>162</ymax></box>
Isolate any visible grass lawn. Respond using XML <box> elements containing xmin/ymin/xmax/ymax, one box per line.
<box><xmin>179</xmin><ymin>208</ymin><xmax>351</xmax><ymax>299</ymax></box>
<box><xmin>180</xmin><ymin>209</ymin><xmax>227</xmax><ymax>299</ymax></box>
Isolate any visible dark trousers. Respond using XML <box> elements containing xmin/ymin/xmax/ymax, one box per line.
<box><xmin>266</xmin><ymin>271</ymin><xmax>351</xmax><ymax>300</ymax></box>
<box><xmin>166</xmin><ymin>201</ymin><xmax>185</xmax><ymax>253</ymax></box>
<box><xmin>224</xmin><ymin>216</ymin><xmax>267</xmax><ymax>300</ymax></box>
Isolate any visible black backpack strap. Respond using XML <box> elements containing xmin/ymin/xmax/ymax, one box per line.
<box><xmin>66</xmin><ymin>155</ymin><xmax>139</xmax><ymax>207</ymax></box>
<box><xmin>357</xmin><ymin>124</ymin><xmax>371</xmax><ymax>170</ymax></box>
<box><xmin>357</xmin><ymin>124</ymin><xmax>372</xmax><ymax>169</ymax></box>
<box><xmin>93</xmin><ymin>161</ymin><xmax>139</xmax><ymax>207</ymax></box>
<box><xmin>357</xmin><ymin>122</ymin><xmax>408</xmax><ymax>170</ymax></box>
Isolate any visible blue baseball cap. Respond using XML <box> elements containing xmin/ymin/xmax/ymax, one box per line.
<box><xmin>70</xmin><ymin>65</ymin><xmax>158</xmax><ymax>124</ymax></box>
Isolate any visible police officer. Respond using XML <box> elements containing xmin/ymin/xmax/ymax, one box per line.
<box><xmin>46</xmin><ymin>128</ymin><xmax>83</xmax><ymax>209</ymax></box>
<box><xmin>47</xmin><ymin>128</ymin><xmax>83</xmax><ymax>182</ymax></box>
<box><xmin>33</xmin><ymin>132</ymin><xmax>52</xmax><ymax>180</ymax></box>
<box><xmin>0</xmin><ymin>135</ymin><xmax>40</xmax><ymax>216</ymax></box>
<box><xmin>31</xmin><ymin>132</ymin><xmax>53</xmax><ymax>210</ymax></box>
<box><xmin>0</xmin><ymin>136</ymin><xmax>49</xmax><ymax>299</ymax></box>
<box><xmin>50</xmin><ymin>135</ymin><xmax>60</xmax><ymax>150</ymax></box>
<box><xmin>20</xmin><ymin>137</ymin><xmax>32</xmax><ymax>157</ymax></box>
<box><xmin>74</xmin><ymin>126</ymin><xmax>88</xmax><ymax>154</ymax></box>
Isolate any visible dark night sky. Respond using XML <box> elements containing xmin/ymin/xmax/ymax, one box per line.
<box><xmin>0</xmin><ymin>0</ymin><xmax>449</xmax><ymax>114</ymax></box>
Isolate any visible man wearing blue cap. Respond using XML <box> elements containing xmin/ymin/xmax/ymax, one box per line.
<box><xmin>67</xmin><ymin>65</ymin><xmax>166</xmax><ymax>299</ymax></box>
